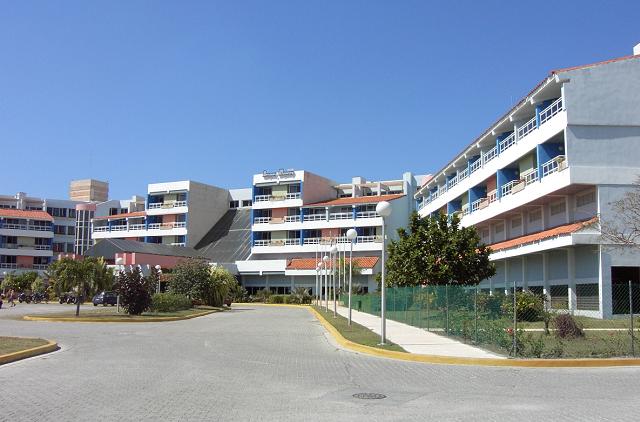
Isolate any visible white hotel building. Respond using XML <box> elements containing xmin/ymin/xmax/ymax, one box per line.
<box><xmin>91</xmin><ymin>181</ymin><xmax>250</xmax><ymax>248</ymax></box>
<box><xmin>237</xmin><ymin>169</ymin><xmax>423</xmax><ymax>294</ymax></box>
<box><xmin>414</xmin><ymin>48</ymin><xmax>640</xmax><ymax>318</ymax></box>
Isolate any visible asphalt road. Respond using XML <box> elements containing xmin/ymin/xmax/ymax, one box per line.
<box><xmin>1</xmin><ymin>303</ymin><xmax>639</xmax><ymax>421</ymax></box>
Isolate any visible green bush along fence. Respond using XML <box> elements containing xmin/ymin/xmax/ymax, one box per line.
<box><xmin>341</xmin><ymin>283</ymin><xmax>640</xmax><ymax>359</ymax></box>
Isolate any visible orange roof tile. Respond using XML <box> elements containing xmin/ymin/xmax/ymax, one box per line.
<box><xmin>489</xmin><ymin>217</ymin><xmax>597</xmax><ymax>252</ymax></box>
<box><xmin>0</xmin><ymin>209</ymin><xmax>53</xmax><ymax>221</ymax></box>
<box><xmin>94</xmin><ymin>211</ymin><xmax>146</xmax><ymax>220</ymax></box>
<box><xmin>287</xmin><ymin>256</ymin><xmax>379</xmax><ymax>270</ymax></box>
<box><xmin>306</xmin><ymin>194</ymin><xmax>405</xmax><ymax>207</ymax></box>
<box><xmin>552</xmin><ymin>54</ymin><xmax>640</xmax><ymax>74</ymax></box>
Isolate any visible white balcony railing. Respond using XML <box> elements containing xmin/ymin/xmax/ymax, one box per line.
<box><xmin>284</xmin><ymin>215</ymin><xmax>301</xmax><ymax>223</ymax></box>
<box><xmin>254</xmin><ymin>217</ymin><xmax>271</xmax><ymax>224</ymax></box>
<box><xmin>419</xmin><ymin>97</ymin><xmax>566</xmax><ymax>208</ymax></box>
<box><xmin>286</xmin><ymin>193</ymin><xmax>301</xmax><ymax>200</ymax></box>
<box><xmin>93</xmin><ymin>226</ymin><xmax>109</xmax><ymax>232</ymax></box>
<box><xmin>501</xmin><ymin>180</ymin><xmax>519</xmax><ymax>197</ymax></box>
<box><xmin>356</xmin><ymin>211</ymin><xmax>378</xmax><ymax>219</ymax></box>
<box><xmin>304</xmin><ymin>214</ymin><xmax>326</xmax><ymax>222</ymax></box>
<box><xmin>0</xmin><ymin>223</ymin><xmax>51</xmax><ymax>232</ymax></box>
<box><xmin>1</xmin><ymin>244</ymin><xmax>51</xmax><ymax>251</ymax></box>
<box><xmin>170</xmin><ymin>243</ymin><xmax>186</xmax><ymax>247</ymax></box>
<box><xmin>461</xmin><ymin>203</ymin><xmax>470</xmax><ymax>216</ymax></box>
<box><xmin>522</xmin><ymin>168</ymin><xmax>539</xmax><ymax>185</ymax></box>
<box><xmin>148</xmin><ymin>222</ymin><xmax>186</xmax><ymax>230</ymax></box>
<box><xmin>111</xmin><ymin>224</ymin><xmax>128</xmax><ymax>231</ymax></box>
<box><xmin>129</xmin><ymin>224</ymin><xmax>146</xmax><ymax>231</ymax></box>
<box><xmin>148</xmin><ymin>200</ymin><xmax>187</xmax><ymax>210</ymax></box>
<box><xmin>541</xmin><ymin>155</ymin><xmax>567</xmax><ymax>178</ymax></box>
<box><xmin>539</xmin><ymin>97</ymin><xmax>563</xmax><ymax>126</ymax></box>
<box><xmin>487</xmin><ymin>189</ymin><xmax>497</xmax><ymax>204</ymax></box>
<box><xmin>357</xmin><ymin>235</ymin><xmax>383</xmax><ymax>243</ymax></box>
<box><xmin>471</xmin><ymin>198</ymin><xmax>483</xmax><ymax>213</ymax></box>
<box><xmin>498</xmin><ymin>132</ymin><xmax>516</xmax><ymax>153</ymax></box>
<box><xmin>517</xmin><ymin>116</ymin><xmax>537</xmax><ymax>140</ymax></box>
<box><xmin>254</xmin><ymin>195</ymin><xmax>271</xmax><ymax>203</ymax></box>
<box><xmin>0</xmin><ymin>263</ymin><xmax>48</xmax><ymax>270</ymax></box>
<box><xmin>329</xmin><ymin>212</ymin><xmax>352</xmax><ymax>221</ymax></box>
<box><xmin>254</xmin><ymin>193</ymin><xmax>301</xmax><ymax>203</ymax></box>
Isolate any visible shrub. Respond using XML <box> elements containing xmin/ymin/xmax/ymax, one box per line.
<box><xmin>553</xmin><ymin>314</ymin><xmax>584</xmax><ymax>339</ymax></box>
<box><xmin>289</xmin><ymin>287</ymin><xmax>312</xmax><ymax>304</ymax></box>
<box><xmin>269</xmin><ymin>295</ymin><xmax>284</xmax><ymax>304</ymax></box>
<box><xmin>501</xmin><ymin>291</ymin><xmax>545</xmax><ymax>322</ymax></box>
<box><xmin>255</xmin><ymin>288</ymin><xmax>271</xmax><ymax>303</ymax></box>
<box><xmin>31</xmin><ymin>277</ymin><xmax>46</xmax><ymax>294</ymax></box>
<box><xmin>151</xmin><ymin>293</ymin><xmax>192</xmax><ymax>312</ymax></box>
<box><xmin>476</xmin><ymin>291</ymin><xmax>505</xmax><ymax>319</ymax></box>
<box><xmin>117</xmin><ymin>267</ymin><xmax>153</xmax><ymax>315</ymax></box>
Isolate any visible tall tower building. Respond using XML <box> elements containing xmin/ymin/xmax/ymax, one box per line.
<box><xmin>69</xmin><ymin>179</ymin><xmax>109</xmax><ymax>202</ymax></box>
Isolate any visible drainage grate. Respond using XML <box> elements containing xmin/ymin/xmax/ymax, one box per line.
<box><xmin>352</xmin><ymin>393</ymin><xmax>386</xmax><ymax>400</ymax></box>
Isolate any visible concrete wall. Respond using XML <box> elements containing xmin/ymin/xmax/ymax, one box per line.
<box><xmin>186</xmin><ymin>181</ymin><xmax>231</xmax><ymax>247</ymax></box>
<box><xmin>301</xmin><ymin>171</ymin><xmax>337</xmax><ymax>204</ymax></box>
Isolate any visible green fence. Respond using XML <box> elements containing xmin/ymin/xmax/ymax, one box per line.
<box><xmin>341</xmin><ymin>283</ymin><xmax>640</xmax><ymax>358</ymax></box>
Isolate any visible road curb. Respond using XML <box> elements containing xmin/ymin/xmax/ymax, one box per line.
<box><xmin>307</xmin><ymin>306</ymin><xmax>640</xmax><ymax>368</ymax></box>
<box><xmin>22</xmin><ymin>309</ymin><xmax>219</xmax><ymax>323</ymax></box>
<box><xmin>0</xmin><ymin>339</ymin><xmax>59</xmax><ymax>365</ymax></box>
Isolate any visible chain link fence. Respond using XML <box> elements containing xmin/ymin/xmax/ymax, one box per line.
<box><xmin>341</xmin><ymin>282</ymin><xmax>640</xmax><ymax>358</ymax></box>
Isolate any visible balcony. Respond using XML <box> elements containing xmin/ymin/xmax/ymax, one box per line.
<box><xmin>148</xmin><ymin>201</ymin><xmax>187</xmax><ymax>210</ymax></box>
<box><xmin>0</xmin><ymin>223</ymin><xmax>51</xmax><ymax>232</ymax></box>
<box><xmin>0</xmin><ymin>263</ymin><xmax>48</xmax><ymax>270</ymax></box>
<box><xmin>254</xmin><ymin>239</ymin><xmax>300</xmax><ymax>247</ymax></box>
<box><xmin>304</xmin><ymin>214</ymin><xmax>325</xmax><ymax>222</ymax></box>
<box><xmin>254</xmin><ymin>193</ymin><xmax>301</xmax><ymax>203</ymax></box>
<box><xmin>0</xmin><ymin>244</ymin><xmax>51</xmax><ymax>251</ymax></box>
<box><xmin>356</xmin><ymin>211</ymin><xmax>379</xmax><ymax>219</ymax></box>
<box><xmin>254</xmin><ymin>217</ymin><xmax>271</xmax><ymax>224</ymax></box>
<box><xmin>284</xmin><ymin>215</ymin><xmax>301</xmax><ymax>223</ymax></box>
<box><xmin>148</xmin><ymin>222</ymin><xmax>187</xmax><ymax>230</ymax></box>
<box><xmin>170</xmin><ymin>242</ymin><xmax>186</xmax><ymax>247</ymax></box>
<box><xmin>329</xmin><ymin>212</ymin><xmax>352</xmax><ymax>221</ymax></box>
<box><xmin>420</xmin><ymin>97</ymin><xmax>564</xmax><ymax>207</ymax></box>
<box><xmin>93</xmin><ymin>221</ymin><xmax>186</xmax><ymax>234</ymax></box>
<box><xmin>541</xmin><ymin>155</ymin><xmax>567</xmax><ymax>178</ymax></box>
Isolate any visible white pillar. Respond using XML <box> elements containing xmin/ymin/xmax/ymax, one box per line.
<box><xmin>567</xmin><ymin>248</ymin><xmax>576</xmax><ymax>313</ymax></box>
<box><xmin>599</xmin><ymin>245</ymin><xmax>612</xmax><ymax>319</ymax></box>
<box><xmin>504</xmin><ymin>259</ymin><xmax>510</xmax><ymax>295</ymax></box>
<box><xmin>542</xmin><ymin>253</ymin><xmax>551</xmax><ymax>305</ymax></box>
<box><xmin>522</xmin><ymin>256</ymin><xmax>528</xmax><ymax>290</ymax></box>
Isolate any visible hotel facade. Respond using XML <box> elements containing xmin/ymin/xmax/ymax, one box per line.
<box><xmin>414</xmin><ymin>50</ymin><xmax>640</xmax><ymax>318</ymax></box>
<box><xmin>237</xmin><ymin>169</ymin><xmax>424</xmax><ymax>294</ymax></box>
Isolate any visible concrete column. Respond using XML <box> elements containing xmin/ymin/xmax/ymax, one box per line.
<box><xmin>541</xmin><ymin>205</ymin><xmax>547</xmax><ymax>230</ymax></box>
<box><xmin>522</xmin><ymin>256</ymin><xmax>528</xmax><ymax>290</ymax></box>
<box><xmin>291</xmin><ymin>276</ymin><xmax>295</xmax><ymax>292</ymax></box>
<box><xmin>542</xmin><ymin>253</ymin><xmax>551</xmax><ymax>305</ymax></box>
<box><xmin>565</xmin><ymin>195</ymin><xmax>573</xmax><ymax>224</ymax></box>
<box><xmin>504</xmin><ymin>259</ymin><xmax>510</xmax><ymax>295</ymax></box>
<box><xmin>325</xmin><ymin>207</ymin><xmax>330</xmax><ymax>222</ymax></box>
<box><xmin>567</xmin><ymin>248</ymin><xmax>576</xmax><ymax>313</ymax></box>
<box><xmin>598</xmin><ymin>245</ymin><xmax>612</xmax><ymax>318</ymax></box>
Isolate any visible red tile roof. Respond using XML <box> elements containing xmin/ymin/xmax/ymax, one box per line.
<box><xmin>552</xmin><ymin>54</ymin><xmax>640</xmax><ymax>75</ymax></box>
<box><xmin>0</xmin><ymin>209</ymin><xmax>53</xmax><ymax>221</ymax></box>
<box><xmin>94</xmin><ymin>211</ymin><xmax>146</xmax><ymax>220</ymax></box>
<box><xmin>287</xmin><ymin>256</ymin><xmax>379</xmax><ymax>270</ymax></box>
<box><xmin>489</xmin><ymin>217</ymin><xmax>597</xmax><ymax>252</ymax></box>
<box><xmin>306</xmin><ymin>194</ymin><xmax>405</xmax><ymax>207</ymax></box>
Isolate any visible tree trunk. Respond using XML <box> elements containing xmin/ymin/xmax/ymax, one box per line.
<box><xmin>75</xmin><ymin>283</ymin><xmax>81</xmax><ymax>317</ymax></box>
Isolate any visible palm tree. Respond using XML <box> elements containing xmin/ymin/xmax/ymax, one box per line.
<box><xmin>48</xmin><ymin>258</ymin><xmax>97</xmax><ymax>316</ymax></box>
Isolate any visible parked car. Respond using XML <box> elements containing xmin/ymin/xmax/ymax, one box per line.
<box><xmin>93</xmin><ymin>291</ymin><xmax>117</xmax><ymax>306</ymax></box>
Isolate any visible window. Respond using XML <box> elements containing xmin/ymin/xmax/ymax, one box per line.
<box><xmin>287</xmin><ymin>184</ymin><xmax>301</xmax><ymax>194</ymax></box>
<box><xmin>46</xmin><ymin>207</ymin><xmax>67</xmax><ymax>218</ymax></box>
<box><xmin>67</xmin><ymin>226</ymin><xmax>75</xmax><ymax>235</ymax></box>
<box><xmin>576</xmin><ymin>284</ymin><xmax>599</xmax><ymax>311</ymax></box>
<box><xmin>576</xmin><ymin>191</ymin><xmax>596</xmax><ymax>208</ymax></box>
<box><xmin>229</xmin><ymin>201</ymin><xmax>239</xmax><ymax>209</ymax></box>
<box><xmin>494</xmin><ymin>224</ymin><xmax>504</xmax><ymax>234</ymax></box>
<box><xmin>5</xmin><ymin>236</ymin><xmax>17</xmax><ymax>244</ymax></box>
<box><xmin>242</xmin><ymin>200</ymin><xmax>252</xmax><ymax>207</ymax></box>
<box><xmin>109</xmin><ymin>208</ymin><xmax>119</xmax><ymax>216</ymax></box>
<box><xmin>529</xmin><ymin>209</ymin><xmax>541</xmax><ymax>222</ymax></box>
<box><xmin>511</xmin><ymin>218</ymin><xmax>522</xmax><ymax>229</ymax></box>
<box><xmin>68</xmin><ymin>209</ymin><xmax>76</xmax><ymax>219</ymax></box>
<box><xmin>53</xmin><ymin>242</ymin><xmax>66</xmax><ymax>252</ymax></box>
<box><xmin>54</xmin><ymin>225</ymin><xmax>66</xmax><ymax>235</ymax></box>
<box><xmin>550</xmin><ymin>201</ymin><xmax>566</xmax><ymax>216</ymax></box>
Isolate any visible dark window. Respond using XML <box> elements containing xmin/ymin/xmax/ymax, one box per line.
<box><xmin>242</xmin><ymin>200</ymin><xmax>252</xmax><ymax>207</ymax></box>
<box><xmin>229</xmin><ymin>201</ymin><xmax>239</xmax><ymax>209</ymax></box>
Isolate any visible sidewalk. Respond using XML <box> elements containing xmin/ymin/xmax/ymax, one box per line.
<box><xmin>326</xmin><ymin>303</ymin><xmax>505</xmax><ymax>359</ymax></box>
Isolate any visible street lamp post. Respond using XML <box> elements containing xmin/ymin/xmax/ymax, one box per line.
<box><xmin>375</xmin><ymin>201</ymin><xmax>392</xmax><ymax>345</ymax></box>
<box><xmin>330</xmin><ymin>244</ymin><xmax>338</xmax><ymax>317</ymax></box>
<box><xmin>315</xmin><ymin>264</ymin><xmax>321</xmax><ymax>306</ymax></box>
<box><xmin>115</xmin><ymin>257</ymin><xmax>124</xmax><ymax>313</ymax></box>
<box><xmin>322</xmin><ymin>255</ymin><xmax>329</xmax><ymax>311</ymax></box>
<box><xmin>346</xmin><ymin>228</ymin><xmax>357</xmax><ymax>325</ymax></box>
<box><xmin>154</xmin><ymin>264</ymin><xmax>162</xmax><ymax>294</ymax></box>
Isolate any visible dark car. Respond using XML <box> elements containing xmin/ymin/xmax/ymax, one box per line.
<box><xmin>93</xmin><ymin>291</ymin><xmax>118</xmax><ymax>306</ymax></box>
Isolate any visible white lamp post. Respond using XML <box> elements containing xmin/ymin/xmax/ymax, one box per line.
<box><xmin>330</xmin><ymin>244</ymin><xmax>338</xmax><ymax>317</ymax></box>
<box><xmin>346</xmin><ymin>228</ymin><xmax>357</xmax><ymax>325</ymax></box>
<box><xmin>154</xmin><ymin>264</ymin><xmax>162</xmax><ymax>294</ymax></box>
<box><xmin>322</xmin><ymin>255</ymin><xmax>329</xmax><ymax>311</ymax></box>
<box><xmin>315</xmin><ymin>264</ymin><xmax>321</xmax><ymax>306</ymax></box>
<box><xmin>115</xmin><ymin>257</ymin><xmax>124</xmax><ymax>313</ymax></box>
<box><xmin>375</xmin><ymin>200</ymin><xmax>392</xmax><ymax>345</ymax></box>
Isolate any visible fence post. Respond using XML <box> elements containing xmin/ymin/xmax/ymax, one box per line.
<box><xmin>426</xmin><ymin>285</ymin><xmax>430</xmax><ymax>331</ymax></box>
<box><xmin>446</xmin><ymin>284</ymin><xmax>449</xmax><ymax>336</ymax></box>
<box><xmin>512</xmin><ymin>280</ymin><xmax>517</xmax><ymax>358</ymax></box>
<box><xmin>404</xmin><ymin>287</ymin><xmax>409</xmax><ymax>323</ymax></box>
<box><xmin>630</xmin><ymin>280</ymin><xmax>635</xmax><ymax>357</ymax></box>
<box><xmin>474</xmin><ymin>285</ymin><xmax>478</xmax><ymax>344</ymax></box>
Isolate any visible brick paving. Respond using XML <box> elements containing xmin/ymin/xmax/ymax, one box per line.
<box><xmin>0</xmin><ymin>303</ymin><xmax>639</xmax><ymax>421</ymax></box>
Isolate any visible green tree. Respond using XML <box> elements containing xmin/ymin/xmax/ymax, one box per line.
<box><xmin>386</xmin><ymin>212</ymin><xmax>495</xmax><ymax>286</ymax></box>
<box><xmin>200</xmin><ymin>266</ymin><xmax>236</xmax><ymax>307</ymax></box>
<box><xmin>83</xmin><ymin>256</ymin><xmax>114</xmax><ymax>296</ymax></box>
<box><xmin>30</xmin><ymin>277</ymin><xmax>46</xmax><ymax>294</ymax></box>
<box><xmin>12</xmin><ymin>271</ymin><xmax>39</xmax><ymax>292</ymax></box>
<box><xmin>47</xmin><ymin>258</ymin><xmax>94</xmax><ymax>316</ymax></box>
<box><xmin>169</xmin><ymin>258</ymin><xmax>211</xmax><ymax>298</ymax></box>
<box><xmin>117</xmin><ymin>266</ymin><xmax>153</xmax><ymax>315</ymax></box>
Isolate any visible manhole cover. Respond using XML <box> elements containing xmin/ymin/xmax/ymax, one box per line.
<box><xmin>352</xmin><ymin>393</ymin><xmax>386</xmax><ymax>400</ymax></box>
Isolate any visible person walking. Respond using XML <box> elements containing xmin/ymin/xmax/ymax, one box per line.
<box><xmin>8</xmin><ymin>288</ymin><xmax>16</xmax><ymax>307</ymax></box>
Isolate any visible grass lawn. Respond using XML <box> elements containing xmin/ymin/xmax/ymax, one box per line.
<box><xmin>517</xmin><ymin>331</ymin><xmax>640</xmax><ymax>358</ymax></box>
<box><xmin>27</xmin><ymin>306</ymin><xmax>225</xmax><ymax>320</ymax></box>
<box><xmin>0</xmin><ymin>337</ymin><xmax>49</xmax><ymax>355</ymax></box>
<box><xmin>312</xmin><ymin>306</ymin><xmax>405</xmax><ymax>352</ymax></box>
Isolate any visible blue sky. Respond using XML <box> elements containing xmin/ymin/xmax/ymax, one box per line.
<box><xmin>1</xmin><ymin>1</ymin><xmax>639</xmax><ymax>199</ymax></box>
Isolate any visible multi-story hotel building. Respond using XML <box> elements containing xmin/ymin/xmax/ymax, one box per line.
<box><xmin>414</xmin><ymin>48</ymin><xmax>640</xmax><ymax>318</ymax></box>
<box><xmin>91</xmin><ymin>181</ymin><xmax>250</xmax><ymax>248</ymax></box>
<box><xmin>237</xmin><ymin>169</ymin><xmax>424</xmax><ymax>294</ymax></box>
<box><xmin>0</xmin><ymin>194</ymin><xmax>56</xmax><ymax>277</ymax></box>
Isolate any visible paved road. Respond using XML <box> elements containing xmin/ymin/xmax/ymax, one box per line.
<box><xmin>1</xmin><ymin>304</ymin><xmax>639</xmax><ymax>422</ymax></box>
